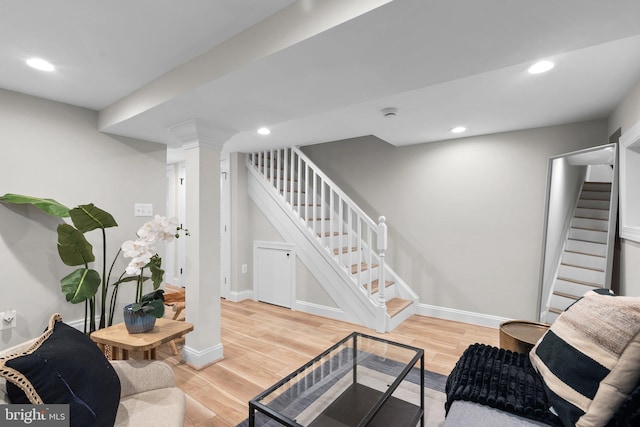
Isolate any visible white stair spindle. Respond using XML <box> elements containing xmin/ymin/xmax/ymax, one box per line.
<box><xmin>377</xmin><ymin>216</ymin><xmax>387</xmax><ymax>305</ymax></box>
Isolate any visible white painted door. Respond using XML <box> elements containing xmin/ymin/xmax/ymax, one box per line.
<box><xmin>254</xmin><ymin>242</ymin><xmax>295</xmax><ymax>308</ymax></box>
<box><xmin>165</xmin><ymin>163</ymin><xmax>186</xmax><ymax>287</ymax></box>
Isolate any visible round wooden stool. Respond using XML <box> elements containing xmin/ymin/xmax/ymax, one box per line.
<box><xmin>499</xmin><ymin>320</ymin><xmax>550</xmax><ymax>353</ymax></box>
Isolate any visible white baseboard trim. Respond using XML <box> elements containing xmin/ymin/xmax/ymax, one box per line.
<box><xmin>226</xmin><ymin>289</ymin><xmax>253</xmax><ymax>302</ymax></box>
<box><xmin>294</xmin><ymin>300</ymin><xmax>352</xmax><ymax>323</ymax></box>
<box><xmin>182</xmin><ymin>343</ymin><xmax>224</xmax><ymax>369</ymax></box>
<box><xmin>416</xmin><ymin>303</ymin><xmax>508</xmax><ymax>329</ymax></box>
<box><xmin>66</xmin><ymin>316</ymin><xmax>101</xmax><ymax>332</ymax></box>
<box><xmin>291</xmin><ymin>300</ymin><xmax>508</xmax><ymax>329</ymax></box>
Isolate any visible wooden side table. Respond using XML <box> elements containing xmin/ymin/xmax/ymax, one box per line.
<box><xmin>90</xmin><ymin>318</ymin><xmax>194</xmax><ymax>360</ymax></box>
<box><xmin>499</xmin><ymin>320</ymin><xmax>550</xmax><ymax>354</ymax></box>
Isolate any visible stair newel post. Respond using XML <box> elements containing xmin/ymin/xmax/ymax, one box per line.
<box><xmin>377</xmin><ymin>216</ymin><xmax>387</xmax><ymax>305</ymax></box>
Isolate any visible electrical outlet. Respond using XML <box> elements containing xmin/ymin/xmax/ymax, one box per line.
<box><xmin>0</xmin><ymin>310</ymin><xmax>16</xmax><ymax>330</ymax></box>
<box><xmin>134</xmin><ymin>203</ymin><xmax>153</xmax><ymax>217</ymax></box>
<box><xmin>241</xmin><ymin>264</ymin><xmax>248</xmax><ymax>274</ymax></box>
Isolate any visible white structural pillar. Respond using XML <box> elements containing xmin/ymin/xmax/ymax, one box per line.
<box><xmin>169</xmin><ymin>119</ymin><xmax>229</xmax><ymax>368</ymax></box>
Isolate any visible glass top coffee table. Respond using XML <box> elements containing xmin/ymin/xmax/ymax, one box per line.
<box><xmin>249</xmin><ymin>332</ymin><xmax>424</xmax><ymax>427</ymax></box>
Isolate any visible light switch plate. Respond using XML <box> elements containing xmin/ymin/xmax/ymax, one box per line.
<box><xmin>134</xmin><ymin>203</ymin><xmax>153</xmax><ymax>217</ymax></box>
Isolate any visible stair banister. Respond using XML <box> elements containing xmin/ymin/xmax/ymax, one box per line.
<box><xmin>289</xmin><ymin>147</ymin><xmax>377</xmax><ymax>231</ymax></box>
<box><xmin>248</xmin><ymin>148</ymin><xmax>418</xmax><ymax>332</ymax></box>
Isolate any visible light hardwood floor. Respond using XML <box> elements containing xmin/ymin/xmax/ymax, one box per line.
<box><xmin>154</xmin><ymin>299</ymin><xmax>500</xmax><ymax>427</ymax></box>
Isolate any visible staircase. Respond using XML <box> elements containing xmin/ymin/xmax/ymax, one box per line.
<box><xmin>247</xmin><ymin>147</ymin><xmax>418</xmax><ymax>332</ymax></box>
<box><xmin>544</xmin><ymin>182</ymin><xmax>613</xmax><ymax>323</ymax></box>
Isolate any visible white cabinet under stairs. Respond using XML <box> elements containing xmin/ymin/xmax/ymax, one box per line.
<box><xmin>544</xmin><ymin>182</ymin><xmax>614</xmax><ymax>323</ymax></box>
<box><xmin>247</xmin><ymin>148</ymin><xmax>417</xmax><ymax>332</ymax></box>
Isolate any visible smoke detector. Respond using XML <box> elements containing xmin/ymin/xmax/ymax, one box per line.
<box><xmin>381</xmin><ymin>107</ymin><xmax>398</xmax><ymax>118</ymax></box>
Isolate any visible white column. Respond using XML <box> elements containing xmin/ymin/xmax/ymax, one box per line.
<box><xmin>169</xmin><ymin>119</ymin><xmax>233</xmax><ymax>368</ymax></box>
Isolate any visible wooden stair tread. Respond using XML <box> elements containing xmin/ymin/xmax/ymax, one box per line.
<box><xmin>560</xmin><ymin>262</ymin><xmax>604</xmax><ymax>272</ymax></box>
<box><xmin>386</xmin><ymin>298</ymin><xmax>413</xmax><ymax>318</ymax></box>
<box><xmin>564</xmin><ymin>249</ymin><xmax>605</xmax><ymax>258</ymax></box>
<box><xmin>556</xmin><ymin>277</ymin><xmax>602</xmax><ymax>288</ymax></box>
<box><xmin>351</xmin><ymin>262</ymin><xmax>377</xmax><ymax>274</ymax></box>
<box><xmin>333</xmin><ymin>246</ymin><xmax>358</xmax><ymax>255</ymax></box>
<box><xmin>567</xmin><ymin>238</ymin><xmax>606</xmax><ymax>245</ymax></box>
<box><xmin>552</xmin><ymin>291</ymin><xmax>580</xmax><ymax>300</ymax></box>
<box><xmin>571</xmin><ymin>226</ymin><xmax>607</xmax><ymax>232</ymax></box>
<box><xmin>317</xmin><ymin>231</ymin><xmax>347</xmax><ymax>237</ymax></box>
<box><xmin>549</xmin><ymin>307</ymin><xmax>564</xmax><ymax>314</ymax></box>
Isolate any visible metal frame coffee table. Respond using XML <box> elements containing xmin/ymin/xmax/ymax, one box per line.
<box><xmin>249</xmin><ymin>332</ymin><xmax>424</xmax><ymax>427</ymax></box>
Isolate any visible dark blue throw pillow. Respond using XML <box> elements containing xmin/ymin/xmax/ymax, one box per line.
<box><xmin>1</xmin><ymin>314</ymin><xmax>120</xmax><ymax>427</ymax></box>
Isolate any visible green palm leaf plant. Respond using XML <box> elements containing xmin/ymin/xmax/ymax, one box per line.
<box><xmin>0</xmin><ymin>193</ymin><xmax>188</xmax><ymax>333</ymax></box>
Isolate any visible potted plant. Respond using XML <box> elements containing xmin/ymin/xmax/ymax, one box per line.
<box><xmin>118</xmin><ymin>215</ymin><xmax>188</xmax><ymax>333</ymax></box>
<box><xmin>0</xmin><ymin>193</ymin><xmax>188</xmax><ymax>333</ymax></box>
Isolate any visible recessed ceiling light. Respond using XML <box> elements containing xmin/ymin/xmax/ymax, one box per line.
<box><xmin>450</xmin><ymin>126</ymin><xmax>467</xmax><ymax>134</ymax></box>
<box><xmin>26</xmin><ymin>58</ymin><xmax>55</xmax><ymax>72</ymax></box>
<box><xmin>528</xmin><ymin>60</ymin><xmax>554</xmax><ymax>74</ymax></box>
<box><xmin>257</xmin><ymin>127</ymin><xmax>271</xmax><ymax>135</ymax></box>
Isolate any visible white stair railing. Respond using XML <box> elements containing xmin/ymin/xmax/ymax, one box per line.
<box><xmin>248</xmin><ymin>147</ymin><xmax>389</xmax><ymax>307</ymax></box>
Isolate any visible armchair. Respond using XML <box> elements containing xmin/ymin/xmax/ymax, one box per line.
<box><xmin>1</xmin><ymin>328</ymin><xmax>185</xmax><ymax>427</ymax></box>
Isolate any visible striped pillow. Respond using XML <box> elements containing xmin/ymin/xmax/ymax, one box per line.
<box><xmin>529</xmin><ymin>291</ymin><xmax>640</xmax><ymax>427</ymax></box>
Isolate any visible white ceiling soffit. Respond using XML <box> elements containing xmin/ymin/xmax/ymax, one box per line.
<box><xmin>4</xmin><ymin>1</ymin><xmax>640</xmax><ymax>153</ymax></box>
<box><xmin>1</xmin><ymin>0</ymin><xmax>296</xmax><ymax>110</ymax></box>
<box><xmin>99</xmin><ymin>0</ymin><xmax>640</xmax><ymax>151</ymax></box>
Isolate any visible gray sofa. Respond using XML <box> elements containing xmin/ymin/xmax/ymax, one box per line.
<box><xmin>1</xmin><ymin>336</ymin><xmax>185</xmax><ymax>427</ymax></box>
<box><xmin>445</xmin><ymin>401</ymin><xmax>552</xmax><ymax>426</ymax></box>
<box><xmin>443</xmin><ymin>290</ymin><xmax>640</xmax><ymax>427</ymax></box>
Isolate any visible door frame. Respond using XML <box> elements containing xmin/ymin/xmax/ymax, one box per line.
<box><xmin>220</xmin><ymin>156</ymin><xmax>230</xmax><ymax>299</ymax></box>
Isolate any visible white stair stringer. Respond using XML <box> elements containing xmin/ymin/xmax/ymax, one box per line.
<box><xmin>247</xmin><ymin>149</ymin><xmax>418</xmax><ymax>332</ymax></box>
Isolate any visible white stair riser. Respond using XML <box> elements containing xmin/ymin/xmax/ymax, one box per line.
<box><xmin>281</xmin><ymin>191</ymin><xmax>307</xmax><ymax>204</ymax></box>
<box><xmin>561</xmin><ymin>251</ymin><xmax>606</xmax><ymax>271</ymax></box>
<box><xmin>558</xmin><ymin>264</ymin><xmax>605</xmax><ymax>286</ymax></box>
<box><xmin>349</xmin><ymin>265</ymin><xmax>379</xmax><ymax>281</ymax></box>
<box><xmin>569</xmin><ymin>228</ymin><xmax>608</xmax><ymax>244</ymax></box>
<box><xmin>319</xmin><ymin>233</ymin><xmax>351</xmax><ymax>248</ymax></box>
<box><xmin>335</xmin><ymin>248</ymin><xmax>363</xmax><ymax>265</ymax></box>
<box><xmin>550</xmin><ymin>294</ymin><xmax>578</xmax><ymax>311</ymax></box>
<box><xmin>554</xmin><ymin>279</ymin><xmax>601</xmax><ymax>298</ymax></box>
<box><xmin>565</xmin><ymin>239</ymin><xmax>607</xmax><ymax>257</ymax></box>
<box><xmin>308</xmin><ymin>219</ymin><xmax>340</xmax><ymax>233</ymax></box>
<box><xmin>575</xmin><ymin>208</ymin><xmax>609</xmax><ymax>220</ymax></box>
<box><xmin>296</xmin><ymin>205</ymin><xmax>329</xmax><ymax>219</ymax></box>
<box><xmin>580</xmin><ymin>190</ymin><xmax>611</xmax><ymax>201</ymax></box>
<box><xmin>362</xmin><ymin>282</ymin><xmax>397</xmax><ymax>298</ymax></box>
<box><xmin>582</xmin><ymin>183</ymin><xmax>611</xmax><ymax>191</ymax></box>
<box><xmin>572</xmin><ymin>217</ymin><xmax>608</xmax><ymax>231</ymax></box>
<box><xmin>577</xmin><ymin>199</ymin><xmax>610</xmax><ymax>210</ymax></box>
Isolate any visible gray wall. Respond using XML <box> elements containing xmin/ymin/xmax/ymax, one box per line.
<box><xmin>301</xmin><ymin>120</ymin><xmax>607</xmax><ymax>320</ymax></box>
<box><xmin>609</xmin><ymin>79</ymin><xmax>640</xmax><ymax>297</ymax></box>
<box><xmin>0</xmin><ymin>89</ymin><xmax>166</xmax><ymax>349</ymax></box>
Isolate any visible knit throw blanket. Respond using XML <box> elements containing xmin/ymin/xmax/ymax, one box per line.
<box><xmin>445</xmin><ymin>343</ymin><xmax>562</xmax><ymax>426</ymax></box>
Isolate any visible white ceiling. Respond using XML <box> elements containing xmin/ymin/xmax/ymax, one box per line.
<box><xmin>3</xmin><ymin>0</ymin><xmax>640</xmax><ymax>154</ymax></box>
